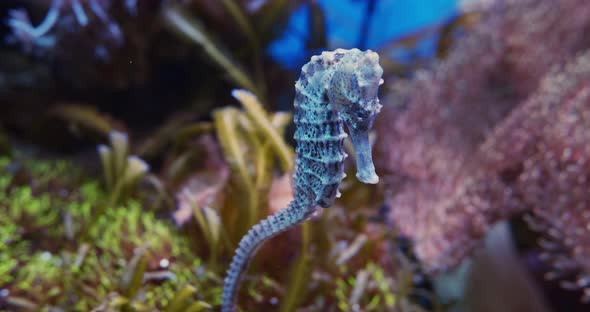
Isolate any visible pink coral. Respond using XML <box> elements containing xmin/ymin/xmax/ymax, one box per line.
<box><xmin>508</xmin><ymin>55</ymin><xmax>590</xmax><ymax>300</ymax></box>
<box><xmin>376</xmin><ymin>0</ymin><xmax>590</xmax><ymax>281</ymax></box>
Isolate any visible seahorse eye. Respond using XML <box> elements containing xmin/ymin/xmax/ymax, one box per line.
<box><xmin>355</xmin><ymin>110</ymin><xmax>367</xmax><ymax>121</ymax></box>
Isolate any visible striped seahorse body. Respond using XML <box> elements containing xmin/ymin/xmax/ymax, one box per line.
<box><xmin>222</xmin><ymin>49</ymin><xmax>383</xmax><ymax>312</ymax></box>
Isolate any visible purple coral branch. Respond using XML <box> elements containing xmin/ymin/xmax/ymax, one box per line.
<box><xmin>88</xmin><ymin>0</ymin><xmax>109</xmax><ymax>22</ymax></box>
<box><xmin>6</xmin><ymin>0</ymin><xmax>63</xmax><ymax>50</ymax></box>
<box><xmin>71</xmin><ymin>0</ymin><xmax>89</xmax><ymax>26</ymax></box>
<box><xmin>5</xmin><ymin>0</ymin><xmax>127</xmax><ymax>55</ymax></box>
<box><xmin>125</xmin><ymin>0</ymin><xmax>138</xmax><ymax>16</ymax></box>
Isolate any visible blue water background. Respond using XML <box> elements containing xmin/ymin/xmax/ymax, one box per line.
<box><xmin>268</xmin><ymin>0</ymin><xmax>458</xmax><ymax>69</ymax></box>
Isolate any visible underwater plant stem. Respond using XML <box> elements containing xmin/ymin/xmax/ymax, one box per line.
<box><xmin>300</xmin><ymin>221</ymin><xmax>311</xmax><ymax>255</ymax></box>
<box><xmin>98</xmin><ymin>145</ymin><xmax>114</xmax><ymax>190</ymax></box>
<box><xmin>258</xmin><ymin>0</ymin><xmax>289</xmax><ymax>38</ymax></box>
<box><xmin>358</xmin><ymin>0</ymin><xmax>377</xmax><ymax>50</ymax></box>
<box><xmin>218</xmin><ymin>0</ymin><xmax>267</xmax><ymax>102</ymax></box>
<box><xmin>220</xmin><ymin>0</ymin><xmax>258</xmax><ymax>47</ymax></box>
<box><xmin>163</xmin><ymin>6</ymin><xmax>260</xmax><ymax>98</ymax></box>
<box><xmin>306</xmin><ymin>1</ymin><xmax>327</xmax><ymax>52</ymax></box>
<box><xmin>164</xmin><ymin>285</ymin><xmax>197</xmax><ymax>312</ymax></box>
<box><xmin>278</xmin><ymin>221</ymin><xmax>312</xmax><ymax>312</ymax></box>
<box><xmin>279</xmin><ymin>248</ymin><xmax>311</xmax><ymax>312</ymax></box>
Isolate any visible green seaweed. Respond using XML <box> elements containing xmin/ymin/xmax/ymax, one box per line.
<box><xmin>98</xmin><ymin>131</ymin><xmax>149</xmax><ymax>205</ymax></box>
<box><xmin>213</xmin><ymin>95</ymin><xmax>293</xmax><ymax>234</ymax></box>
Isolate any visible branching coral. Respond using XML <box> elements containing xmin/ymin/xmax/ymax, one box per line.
<box><xmin>486</xmin><ymin>52</ymin><xmax>590</xmax><ymax>301</ymax></box>
<box><xmin>2</xmin><ymin>0</ymin><xmax>160</xmax><ymax>90</ymax></box>
<box><xmin>6</xmin><ymin>0</ymin><xmax>127</xmax><ymax>56</ymax></box>
<box><xmin>375</xmin><ymin>0</ymin><xmax>590</xmax><ymax>284</ymax></box>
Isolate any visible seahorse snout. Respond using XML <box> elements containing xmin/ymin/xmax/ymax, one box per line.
<box><xmin>350</xmin><ymin>128</ymin><xmax>379</xmax><ymax>184</ymax></box>
<box><xmin>357</xmin><ymin>166</ymin><xmax>379</xmax><ymax>184</ymax></box>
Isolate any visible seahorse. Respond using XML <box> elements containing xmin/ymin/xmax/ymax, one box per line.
<box><xmin>221</xmin><ymin>48</ymin><xmax>384</xmax><ymax>312</ymax></box>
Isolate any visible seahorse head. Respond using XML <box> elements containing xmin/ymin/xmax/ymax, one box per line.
<box><xmin>325</xmin><ymin>48</ymin><xmax>384</xmax><ymax>184</ymax></box>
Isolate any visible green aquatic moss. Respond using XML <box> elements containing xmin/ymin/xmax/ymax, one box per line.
<box><xmin>0</xmin><ymin>154</ymin><xmax>216</xmax><ymax>311</ymax></box>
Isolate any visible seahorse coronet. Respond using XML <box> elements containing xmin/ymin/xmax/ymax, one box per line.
<box><xmin>221</xmin><ymin>49</ymin><xmax>384</xmax><ymax>312</ymax></box>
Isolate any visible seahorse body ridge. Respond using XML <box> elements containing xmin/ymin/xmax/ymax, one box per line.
<box><xmin>222</xmin><ymin>48</ymin><xmax>383</xmax><ymax>312</ymax></box>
